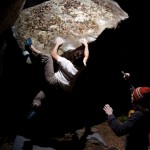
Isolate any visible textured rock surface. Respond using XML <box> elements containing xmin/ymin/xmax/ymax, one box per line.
<box><xmin>12</xmin><ymin>0</ymin><xmax>128</xmax><ymax>54</ymax></box>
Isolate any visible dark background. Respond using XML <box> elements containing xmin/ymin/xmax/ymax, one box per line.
<box><xmin>0</xmin><ymin>0</ymin><xmax>150</xmax><ymax>137</ymax></box>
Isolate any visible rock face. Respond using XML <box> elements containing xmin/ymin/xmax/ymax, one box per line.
<box><xmin>0</xmin><ymin>0</ymin><xmax>25</xmax><ymax>35</ymax></box>
<box><xmin>0</xmin><ymin>0</ymin><xmax>26</xmax><ymax>75</ymax></box>
<box><xmin>12</xmin><ymin>0</ymin><xmax>128</xmax><ymax>54</ymax></box>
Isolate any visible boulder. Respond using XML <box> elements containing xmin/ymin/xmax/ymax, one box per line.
<box><xmin>12</xmin><ymin>0</ymin><xmax>128</xmax><ymax>54</ymax></box>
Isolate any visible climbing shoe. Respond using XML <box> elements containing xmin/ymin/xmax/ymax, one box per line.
<box><xmin>25</xmin><ymin>38</ymin><xmax>32</xmax><ymax>50</ymax></box>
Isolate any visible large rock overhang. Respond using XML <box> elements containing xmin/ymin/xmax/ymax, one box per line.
<box><xmin>12</xmin><ymin>0</ymin><xmax>128</xmax><ymax>54</ymax></box>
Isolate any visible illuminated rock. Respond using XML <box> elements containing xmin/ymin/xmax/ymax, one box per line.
<box><xmin>12</xmin><ymin>0</ymin><xmax>128</xmax><ymax>54</ymax></box>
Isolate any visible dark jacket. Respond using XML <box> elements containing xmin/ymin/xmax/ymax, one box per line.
<box><xmin>108</xmin><ymin>111</ymin><xmax>150</xmax><ymax>150</ymax></box>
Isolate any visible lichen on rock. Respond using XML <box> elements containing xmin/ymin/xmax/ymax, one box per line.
<box><xmin>12</xmin><ymin>0</ymin><xmax>128</xmax><ymax>54</ymax></box>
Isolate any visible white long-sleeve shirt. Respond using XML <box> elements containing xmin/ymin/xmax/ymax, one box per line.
<box><xmin>55</xmin><ymin>56</ymin><xmax>83</xmax><ymax>92</ymax></box>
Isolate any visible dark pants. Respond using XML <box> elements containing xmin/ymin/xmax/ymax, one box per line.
<box><xmin>32</xmin><ymin>53</ymin><xmax>58</xmax><ymax>106</ymax></box>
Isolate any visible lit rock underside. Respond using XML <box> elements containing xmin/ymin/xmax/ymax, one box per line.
<box><xmin>12</xmin><ymin>0</ymin><xmax>128</xmax><ymax>54</ymax></box>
